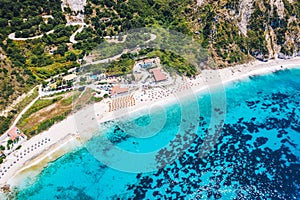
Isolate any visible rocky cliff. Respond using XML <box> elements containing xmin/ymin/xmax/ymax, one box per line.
<box><xmin>190</xmin><ymin>0</ymin><xmax>300</xmax><ymax>66</ymax></box>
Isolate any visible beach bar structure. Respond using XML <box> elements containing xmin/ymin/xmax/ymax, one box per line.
<box><xmin>150</xmin><ymin>68</ymin><xmax>167</xmax><ymax>82</ymax></box>
<box><xmin>7</xmin><ymin>127</ymin><xmax>26</xmax><ymax>141</ymax></box>
<box><xmin>111</xmin><ymin>85</ymin><xmax>129</xmax><ymax>96</ymax></box>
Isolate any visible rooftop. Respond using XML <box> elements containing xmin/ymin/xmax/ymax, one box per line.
<box><xmin>111</xmin><ymin>85</ymin><xmax>129</xmax><ymax>96</ymax></box>
<box><xmin>7</xmin><ymin>127</ymin><xmax>20</xmax><ymax>140</ymax></box>
<box><xmin>150</xmin><ymin>68</ymin><xmax>167</xmax><ymax>82</ymax></box>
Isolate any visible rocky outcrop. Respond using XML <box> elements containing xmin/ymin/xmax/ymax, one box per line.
<box><xmin>238</xmin><ymin>0</ymin><xmax>254</xmax><ymax>36</ymax></box>
<box><xmin>193</xmin><ymin>0</ymin><xmax>299</xmax><ymax>64</ymax></box>
<box><xmin>62</xmin><ymin>0</ymin><xmax>86</xmax><ymax>22</ymax></box>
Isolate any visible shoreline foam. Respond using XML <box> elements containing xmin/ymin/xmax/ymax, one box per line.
<box><xmin>1</xmin><ymin>57</ymin><xmax>300</xmax><ymax>192</ymax></box>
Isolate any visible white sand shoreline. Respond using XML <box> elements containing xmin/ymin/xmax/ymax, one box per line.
<box><xmin>0</xmin><ymin>57</ymin><xmax>299</xmax><ymax>192</ymax></box>
<box><xmin>95</xmin><ymin>57</ymin><xmax>300</xmax><ymax>125</ymax></box>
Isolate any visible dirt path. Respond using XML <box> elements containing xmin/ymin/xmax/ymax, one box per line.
<box><xmin>0</xmin><ymin>87</ymin><xmax>37</xmax><ymax>117</ymax></box>
<box><xmin>9</xmin><ymin>85</ymin><xmax>42</xmax><ymax>129</ymax></box>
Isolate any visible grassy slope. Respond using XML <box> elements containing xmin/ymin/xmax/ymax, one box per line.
<box><xmin>17</xmin><ymin>92</ymin><xmax>74</xmax><ymax>137</ymax></box>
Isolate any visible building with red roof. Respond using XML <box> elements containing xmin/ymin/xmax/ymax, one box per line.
<box><xmin>7</xmin><ymin>127</ymin><xmax>20</xmax><ymax>140</ymax></box>
<box><xmin>111</xmin><ymin>85</ymin><xmax>129</xmax><ymax>96</ymax></box>
<box><xmin>150</xmin><ymin>68</ymin><xmax>167</xmax><ymax>82</ymax></box>
<box><xmin>7</xmin><ymin>127</ymin><xmax>26</xmax><ymax>141</ymax></box>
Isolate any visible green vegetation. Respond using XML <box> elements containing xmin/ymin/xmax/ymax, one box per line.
<box><xmin>0</xmin><ymin>116</ymin><xmax>11</xmax><ymax>135</ymax></box>
<box><xmin>0</xmin><ymin>155</ymin><xmax>5</xmax><ymax>164</ymax></box>
<box><xmin>87</xmin><ymin>32</ymin><xmax>151</xmax><ymax>61</ymax></box>
<box><xmin>17</xmin><ymin>91</ymin><xmax>76</xmax><ymax>136</ymax></box>
<box><xmin>6</xmin><ymin>139</ymin><xmax>14</xmax><ymax>150</ymax></box>
<box><xmin>147</xmin><ymin>50</ymin><xmax>198</xmax><ymax>76</ymax></box>
<box><xmin>16</xmin><ymin>145</ymin><xmax>22</xmax><ymax>150</ymax></box>
<box><xmin>6</xmin><ymin>26</ymin><xmax>81</xmax><ymax>80</ymax></box>
<box><xmin>0</xmin><ymin>87</ymin><xmax>38</xmax><ymax>135</ymax></box>
<box><xmin>84</xmin><ymin>47</ymin><xmax>198</xmax><ymax>77</ymax></box>
<box><xmin>0</xmin><ymin>0</ymin><xmax>68</xmax><ymax>126</ymax></box>
<box><xmin>86</xmin><ymin>0</ymin><xmax>191</xmax><ymax>33</ymax></box>
<box><xmin>192</xmin><ymin>1</ymin><xmax>299</xmax><ymax>64</ymax></box>
<box><xmin>18</xmin><ymin>97</ymin><xmax>63</xmax><ymax>124</ymax></box>
<box><xmin>72</xmin><ymin>0</ymin><xmax>192</xmax><ymax>52</ymax></box>
<box><xmin>105</xmin><ymin>57</ymin><xmax>135</xmax><ymax>75</ymax></box>
<box><xmin>14</xmin><ymin>88</ymin><xmax>39</xmax><ymax>113</ymax></box>
<box><xmin>60</xmin><ymin>96</ymin><xmax>73</xmax><ymax>106</ymax></box>
<box><xmin>73</xmin><ymin>26</ymin><xmax>104</xmax><ymax>51</ymax></box>
<box><xmin>16</xmin><ymin>89</ymin><xmax>100</xmax><ymax>137</ymax></box>
<box><xmin>43</xmin><ymin>25</ymin><xmax>78</xmax><ymax>45</ymax></box>
<box><xmin>247</xmin><ymin>2</ymin><xmax>269</xmax><ymax>56</ymax></box>
<box><xmin>27</xmin><ymin>111</ymin><xmax>71</xmax><ymax>136</ymax></box>
<box><xmin>91</xmin><ymin>96</ymin><xmax>103</xmax><ymax>103</ymax></box>
<box><xmin>0</xmin><ymin>46</ymin><xmax>37</xmax><ymax>114</ymax></box>
<box><xmin>0</xmin><ymin>0</ymin><xmax>65</xmax><ymax>41</ymax></box>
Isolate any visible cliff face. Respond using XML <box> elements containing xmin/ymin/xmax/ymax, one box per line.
<box><xmin>81</xmin><ymin>0</ymin><xmax>299</xmax><ymax>66</ymax></box>
<box><xmin>190</xmin><ymin>0</ymin><xmax>300</xmax><ymax>66</ymax></box>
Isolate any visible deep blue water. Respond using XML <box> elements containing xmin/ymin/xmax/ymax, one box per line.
<box><xmin>16</xmin><ymin>69</ymin><xmax>300</xmax><ymax>199</ymax></box>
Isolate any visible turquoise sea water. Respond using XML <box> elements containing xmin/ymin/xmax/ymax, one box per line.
<box><xmin>16</xmin><ymin>68</ymin><xmax>300</xmax><ymax>199</ymax></box>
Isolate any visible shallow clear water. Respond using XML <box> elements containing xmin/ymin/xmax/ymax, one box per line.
<box><xmin>16</xmin><ymin>69</ymin><xmax>300</xmax><ymax>199</ymax></box>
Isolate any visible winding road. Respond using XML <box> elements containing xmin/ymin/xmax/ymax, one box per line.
<box><xmin>82</xmin><ymin>33</ymin><xmax>157</xmax><ymax>66</ymax></box>
<box><xmin>8</xmin><ymin>30</ymin><xmax>55</xmax><ymax>41</ymax></box>
<box><xmin>8</xmin><ymin>22</ymin><xmax>86</xmax><ymax>44</ymax></box>
<box><xmin>68</xmin><ymin>22</ymin><xmax>87</xmax><ymax>44</ymax></box>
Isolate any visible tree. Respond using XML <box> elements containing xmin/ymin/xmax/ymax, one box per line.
<box><xmin>0</xmin><ymin>18</ymin><xmax>7</xmax><ymax>27</ymax></box>
<box><xmin>55</xmin><ymin>43</ymin><xmax>68</xmax><ymax>56</ymax></box>
<box><xmin>42</xmin><ymin>81</ymin><xmax>48</xmax><ymax>88</ymax></box>
<box><xmin>64</xmin><ymin>7</ymin><xmax>72</xmax><ymax>14</ymax></box>
<box><xmin>32</xmin><ymin>45</ymin><xmax>44</xmax><ymax>55</ymax></box>
<box><xmin>67</xmin><ymin>52</ymin><xmax>77</xmax><ymax>61</ymax></box>
<box><xmin>85</xmin><ymin>4</ymin><xmax>93</xmax><ymax>15</ymax></box>
<box><xmin>0</xmin><ymin>116</ymin><xmax>10</xmax><ymax>135</ymax></box>
<box><xmin>40</xmin><ymin>23</ymin><xmax>53</xmax><ymax>32</ymax></box>
<box><xmin>67</xmin><ymin>81</ymin><xmax>73</xmax><ymax>87</ymax></box>
<box><xmin>11</xmin><ymin>18</ymin><xmax>22</xmax><ymax>27</ymax></box>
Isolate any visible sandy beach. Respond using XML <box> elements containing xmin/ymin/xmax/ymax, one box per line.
<box><xmin>95</xmin><ymin>57</ymin><xmax>300</xmax><ymax>124</ymax></box>
<box><xmin>1</xmin><ymin>57</ymin><xmax>300</xmax><ymax>192</ymax></box>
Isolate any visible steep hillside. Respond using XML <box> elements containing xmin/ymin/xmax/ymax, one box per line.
<box><xmin>189</xmin><ymin>0</ymin><xmax>300</xmax><ymax>66</ymax></box>
<box><xmin>0</xmin><ymin>0</ymin><xmax>71</xmax><ymax>115</ymax></box>
<box><xmin>81</xmin><ymin>0</ymin><xmax>299</xmax><ymax>67</ymax></box>
<box><xmin>0</xmin><ymin>0</ymin><xmax>299</xmax><ymax>114</ymax></box>
<box><xmin>0</xmin><ymin>46</ymin><xmax>36</xmax><ymax>111</ymax></box>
